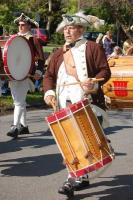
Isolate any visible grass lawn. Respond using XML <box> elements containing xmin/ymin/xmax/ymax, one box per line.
<box><xmin>0</xmin><ymin>91</ymin><xmax>44</xmax><ymax>109</ymax></box>
<box><xmin>43</xmin><ymin>43</ymin><xmax>61</xmax><ymax>53</ymax></box>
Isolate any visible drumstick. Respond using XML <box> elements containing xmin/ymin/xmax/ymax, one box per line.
<box><xmin>0</xmin><ymin>74</ymin><xmax>37</xmax><ymax>78</ymax></box>
<box><xmin>0</xmin><ymin>74</ymin><xmax>11</xmax><ymax>76</ymax></box>
<box><xmin>50</xmin><ymin>101</ymin><xmax>57</xmax><ymax>112</ymax></box>
<box><xmin>58</xmin><ymin>78</ymin><xmax>104</xmax><ymax>87</ymax></box>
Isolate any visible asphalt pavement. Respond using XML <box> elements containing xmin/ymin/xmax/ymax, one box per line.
<box><xmin>0</xmin><ymin>108</ymin><xmax>133</xmax><ymax>200</ymax></box>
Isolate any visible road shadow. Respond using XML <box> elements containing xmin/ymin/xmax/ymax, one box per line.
<box><xmin>69</xmin><ymin>174</ymin><xmax>133</xmax><ymax>200</ymax></box>
<box><xmin>0</xmin><ymin>129</ymin><xmax>55</xmax><ymax>154</ymax></box>
<box><xmin>0</xmin><ymin>153</ymin><xmax>65</xmax><ymax>177</ymax></box>
<box><xmin>104</xmin><ymin>125</ymin><xmax>133</xmax><ymax>135</ymax></box>
<box><xmin>0</xmin><ymin>127</ymin><xmax>65</xmax><ymax>177</ymax></box>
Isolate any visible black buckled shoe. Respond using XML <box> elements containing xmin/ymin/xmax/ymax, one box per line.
<box><xmin>74</xmin><ymin>174</ymin><xmax>90</xmax><ymax>191</ymax></box>
<box><xmin>74</xmin><ymin>180</ymin><xmax>90</xmax><ymax>191</ymax></box>
<box><xmin>58</xmin><ymin>181</ymin><xmax>74</xmax><ymax>197</ymax></box>
<box><xmin>7</xmin><ymin>125</ymin><xmax>18</xmax><ymax>139</ymax></box>
<box><xmin>18</xmin><ymin>124</ymin><xmax>30</xmax><ymax>135</ymax></box>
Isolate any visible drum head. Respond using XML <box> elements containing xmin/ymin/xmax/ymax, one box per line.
<box><xmin>3</xmin><ymin>35</ymin><xmax>33</xmax><ymax>80</ymax></box>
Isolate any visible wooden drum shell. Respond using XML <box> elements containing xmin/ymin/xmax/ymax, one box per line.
<box><xmin>46</xmin><ymin>99</ymin><xmax>114</xmax><ymax>177</ymax></box>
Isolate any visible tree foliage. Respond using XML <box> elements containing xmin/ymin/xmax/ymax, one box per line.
<box><xmin>0</xmin><ymin>0</ymin><xmax>132</xmax><ymax>37</ymax></box>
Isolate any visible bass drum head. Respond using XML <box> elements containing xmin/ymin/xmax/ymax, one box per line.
<box><xmin>3</xmin><ymin>35</ymin><xmax>33</xmax><ymax>80</ymax></box>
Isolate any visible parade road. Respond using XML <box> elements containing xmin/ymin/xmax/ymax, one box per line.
<box><xmin>0</xmin><ymin>108</ymin><xmax>133</xmax><ymax>200</ymax></box>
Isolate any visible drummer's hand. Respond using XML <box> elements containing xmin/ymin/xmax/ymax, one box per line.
<box><xmin>81</xmin><ymin>79</ymin><xmax>95</xmax><ymax>93</ymax></box>
<box><xmin>44</xmin><ymin>95</ymin><xmax>57</xmax><ymax>109</ymax></box>
<box><xmin>34</xmin><ymin>73</ymin><xmax>41</xmax><ymax>80</ymax></box>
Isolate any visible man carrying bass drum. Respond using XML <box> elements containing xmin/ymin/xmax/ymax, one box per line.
<box><xmin>6</xmin><ymin>13</ymin><xmax>45</xmax><ymax>139</ymax></box>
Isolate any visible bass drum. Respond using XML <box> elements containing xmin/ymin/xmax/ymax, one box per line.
<box><xmin>46</xmin><ymin>99</ymin><xmax>115</xmax><ymax>178</ymax></box>
<box><xmin>103</xmin><ymin>56</ymin><xmax>133</xmax><ymax>109</ymax></box>
<box><xmin>2</xmin><ymin>34</ymin><xmax>34</xmax><ymax>80</ymax></box>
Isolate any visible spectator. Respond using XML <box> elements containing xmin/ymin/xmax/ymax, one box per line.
<box><xmin>109</xmin><ymin>46</ymin><xmax>123</xmax><ymax>58</ymax></box>
<box><xmin>123</xmin><ymin>36</ymin><xmax>133</xmax><ymax>55</ymax></box>
<box><xmin>103</xmin><ymin>30</ymin><xmax>115</xmax><ymax>57</ymax></box>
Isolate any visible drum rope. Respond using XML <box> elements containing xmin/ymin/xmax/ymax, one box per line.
<box><xmin>65</xmin><ymin>159</ymin><xmax>77</xmax><ymax>177</ymax></box>
<box><xmin>68</xmin><ymin>104</ymin><xmax>107</xmax><ymax>168</ymax></box>
<box><xmin>55</xmin><ymin>114</ymin><xmax>78</xmax><ymax>161</ymax></box>
<box><xmin>82</xmin><ymin>102</ymin><xmax>109</xmax><ymax>167</ymax></box>
<box><xmin>69</xmin><ymin>109</ymin><xmax>91</xmax><ymax>157</ymax></box>
<box><xmin>47</xmin><ymin>123</ymin><xmax>66</xmax><ymax>161</ymax></box>
<box><xmin>103</xmin><ymin>147</ymin><xmax>115</xmax><ymax>160</ymax></box>
<box><xmin>83</xmin><ymin>102</ymin><xmax>101</xmax><ymax>145</ymax></box>
<box><xmin>67</xmin><ymin>107</ymin><xmax>105</xmax><ymax>169</ymax></box>
<box><xmin>47</xmin><ymin>133</ymin><xmax>77</xmax><ymax>177</ymax></box>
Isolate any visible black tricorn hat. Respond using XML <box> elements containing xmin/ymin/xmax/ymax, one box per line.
<box><xmin>14</xmin><ymin>13</ymin><xmax>39</xmax><ymax>28</ymax></box>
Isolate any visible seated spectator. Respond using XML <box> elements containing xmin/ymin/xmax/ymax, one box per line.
<box><xmin>123</xmin><ymin>37</ymin><xmax>133</xmax><ymax>55</ymax></box>
<box><xmin>126</xmin><ymin>45</ymin><xmax>133</xmax><ymax>55</ymax></box>
<box><xmin>110</xmin><ymin>46</ymin><xmax>123</xmax><ymax>58</ymax></box>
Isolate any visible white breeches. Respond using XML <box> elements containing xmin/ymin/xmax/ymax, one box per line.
<box><xmin>9</xmin><ymin>79</ymin><xmax>29</xmax><ymax>127</ymax></box>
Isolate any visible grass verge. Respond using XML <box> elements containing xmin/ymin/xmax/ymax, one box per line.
<box><xmin>0</xmin><ymin>91</ymin><xmax>44</xmax><ymax>109</ymax></box>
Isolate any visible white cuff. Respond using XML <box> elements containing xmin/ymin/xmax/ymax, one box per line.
<box><xmin>44</xmin><ymin>90</ymin><xmax>56</xmax><ymax>100</ymax></box>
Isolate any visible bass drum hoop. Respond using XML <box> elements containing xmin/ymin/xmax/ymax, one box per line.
<box><xmin>3</xmin><ymin>34</ymin><xmax>34</xmax><ymax>80</ymax></box>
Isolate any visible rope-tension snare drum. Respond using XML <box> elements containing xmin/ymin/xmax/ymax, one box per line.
<box><xmin>46</xmin><ymin>99</ymin><xmax>115</xmax><ymax>178</ymax></box>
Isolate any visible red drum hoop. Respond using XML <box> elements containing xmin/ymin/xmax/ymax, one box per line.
<box><xmin>46</xmin><ymin>99</ymin><xmax>115</xmax><ymax>178</ymax></box>
<box><xmin>3</xmin><ymin>34</ymin><xmax>34</xmax><ymax>80</ymax></box>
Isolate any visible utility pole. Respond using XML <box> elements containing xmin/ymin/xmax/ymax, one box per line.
<box><xmin>46</xmin><ymin>0</ymin><xmax>52</xmax><ymax>31</ymax></box>
<box><xmin>77</xmin><ymin>0</ymin><xmax>81</xmax><ymax>11</ymax></box>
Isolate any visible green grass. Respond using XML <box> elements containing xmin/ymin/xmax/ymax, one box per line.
<box><xmin>43</xmin><ymin>46</ymin><xmax>54</xmax><ymax>52</ymax></box>
<box><xmin>43</xmin><ymin>44</ymin><xmax>61</xmax><ymax>53</ymax></box>
<box><xmin>0</xmin><ymin>92</ymin><xmax>44</xmax><ymax>108</ymax></box>
<box><xmin>26</xmin><ymin>92</ymin><xmax>44</xmax><ymax>105</ymax></box>
<box><xmin>0</xmin><ymin>95</ymin><xmax>13</xmax><ymax>108</ymax></box>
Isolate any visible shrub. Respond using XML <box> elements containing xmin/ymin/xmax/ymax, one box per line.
<box><xmin>50</xmin><ymin>32</ymin><xmax>64</xmax><ymax>45</ymax></box>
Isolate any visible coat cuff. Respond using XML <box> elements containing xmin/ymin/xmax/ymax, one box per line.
<box><xmin>44</xmin><ymin>90</ymin><xmax>56</xmax><ymax>100</ymax></box>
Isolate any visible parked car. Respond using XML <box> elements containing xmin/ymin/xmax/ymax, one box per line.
<box><xmin>83</xmin><ymin>31</ymin><xmax>105</xmax><ymax>41</ymax></box>
<box><xmin>31</xmin><ymin>28</ymin><xmax>49</xmax><ymax>46</ymax></box>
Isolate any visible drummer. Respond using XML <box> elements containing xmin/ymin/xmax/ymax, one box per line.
<box><xmin>43</xmin><ymin>12</ymin><xmax>111</xmax><ymax>197</ymax></box>
<box><xmin>7</xmin><ymin>13</ymin><xmax>45</xmax><ymax>139</ymax></box>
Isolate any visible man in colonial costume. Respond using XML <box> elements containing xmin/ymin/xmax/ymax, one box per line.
<box><xmin>7</xmin><ymin>13</ymin><xmax>44</xmax><ymax>139</ymax></box>
<box><xmin>43</xmin><ymin>12</ymin><xmax>111</xmax><ymax>197</ymax></box>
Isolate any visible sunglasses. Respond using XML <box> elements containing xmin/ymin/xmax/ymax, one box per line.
<box><xmin>19</xmin><ymin>24</ymin><xmax>26</xmax><ymax>26</ymax></box>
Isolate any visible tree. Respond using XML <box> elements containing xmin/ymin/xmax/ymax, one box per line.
<box><xmin>0</xmin><ymin>0</ymin><xmax>132</xmax><ymax>39</ymax></box>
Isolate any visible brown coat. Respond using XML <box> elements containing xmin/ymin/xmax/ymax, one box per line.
<box><xmin>43</xmin><ymin>41</ymin><xmax>111</xmax><ymax>110</ymax></box>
